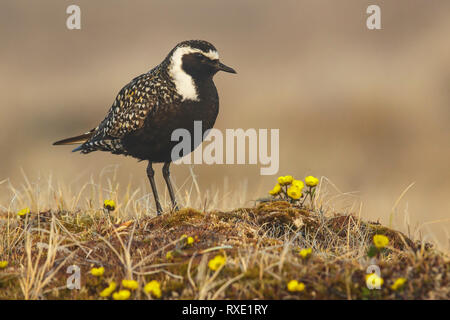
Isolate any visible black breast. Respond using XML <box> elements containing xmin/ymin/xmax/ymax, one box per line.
<box><xmin>122</xmin><ymin>80</ymin><xmax>219</xmax><ymax>162</ymax></box>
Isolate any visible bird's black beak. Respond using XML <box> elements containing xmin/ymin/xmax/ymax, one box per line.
<box><xmin>217</xmin><ymin>61</ymin><xmax>237</xmax><ymax>74</ymax></box>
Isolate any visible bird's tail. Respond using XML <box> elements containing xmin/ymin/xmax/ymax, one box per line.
<box><xmin>53</xmin><ymin>130</ymin><xmax>94</xmax><ymax>152</ymax></box>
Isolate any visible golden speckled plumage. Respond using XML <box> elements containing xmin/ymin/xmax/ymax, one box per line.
<box><xmin>79</xmin><ymin>62</ymin><xmax>182</xmax><ymax>156</ymax></box>
<box><xmin>54</xmin><ymin>40</ymin><xmax>236</xmax><ymax>214</ymax></box>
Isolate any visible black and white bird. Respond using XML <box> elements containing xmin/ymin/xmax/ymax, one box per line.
<box><xmin>53</xmin><ymin>40</ymin><xmax>236</xmax><ymax>215</ymax></box>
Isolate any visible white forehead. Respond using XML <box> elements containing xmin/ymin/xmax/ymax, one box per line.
<box><xmin>172</xmin><ymin>46</ymin><xmax>219</xmax><ymax>61</ymax></box>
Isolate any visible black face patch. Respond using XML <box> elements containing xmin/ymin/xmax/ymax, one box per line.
<box><xmin>181</xmin><ymin>52</ymin><xmax>218</xmax><ymax>79</ymax></box>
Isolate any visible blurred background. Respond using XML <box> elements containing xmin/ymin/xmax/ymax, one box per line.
<box><xmin>0</xmin><ymin>1</ymin><xmax>449</xmax><ymax>248</ymax></box>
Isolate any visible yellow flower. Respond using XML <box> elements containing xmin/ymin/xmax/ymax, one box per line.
<box><xmin>391</xmin><ymin>277</ymin><xmax>407</xmax><ymax>291</ymax></box>
<box><xmin>144</xmin><ymin>280</ymin><xmax>162</xmax><ymax>298</ymax></box>
<box><xmin>166</xmin><ymin>250</ymin><xmax>174</xmax><ymax>260</ymax></box>
<box><xmin>112</xmin><ymin>289</ymin><xmax>130</xmax><ymax>300</ymax></box>
<box><xmin>269</xmin><ymin>183</ymin><xmax>282</xmax><ymax>196</ymax></box>
<box><xmin>287</xmin><ymin>280</ymin><xmax>305</xmax><ymax>292</ymax></box>
<box><xmin>122</xmin><ymin>279</ymin><xmax>139</xmax><ymax>290</ymax></box>
<box><xmin>278</xmin><ymin>175</ymin><xmax>293</xmax><ymax>185</ymax></box>
<box><xmin>366</xmin><ymin>273</ymin><xmax>384</xmax><ymax>287</ymax></box>
<box><xmin>287</xmin><ymin>186</ymin><xmax>302</xmax><ymax>200</ymax></box>
<box><xmin>305</xmin><ymin>176</ymin><xmax>319</xmax><ymax>187</ymax></box>
<box><xmin>90</xmin><ymin>267</ymin><xmax>105</xmax><ymax>277</ymax></box>
<box><xmin>103</xmin><ymin>199</ymin><xmax>116</xmax><ymax>211</ymax></box>
<box><xmin>373</xmin><ymin>234</ymin><xmax>389</xmax><ymax>249</ymax></box>
<box><xmin>17</xmin><ymin>207</ymin><xmax>30</xmax><ymax>217</ymax></box>
<box><xmin>208</xmin><ymin>255</ymin><xmax>226</xmax><ymax>271</ymax></box>
<box><xmin>0</xmin><ymin>261</ymin><xmax>8</xmax><ymax>269</ymax></box>
<box><xmin>187</xmin><ymin>236</ymin><xmax>194</xmax><ymax>245</ymax></box>
<box><xmin>284</xmin><ymin>175</ymin><xmax>293</xmax><ymax>184</ymax></box>
<box><xmin>299</xmin><ymin>248</ymin><xmax>312</xmax><ymax>259</ymax></box>
<box><xmin>292</xmin><ymin>179</ymin><xmax>304</xmax><ymax>190</ymax></box>
<box><xmin>99</xmin><ymin>281</ymin><xmax>117</xmax><ymax>297</ymax></box>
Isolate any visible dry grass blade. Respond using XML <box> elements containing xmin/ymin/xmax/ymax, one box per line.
<box><xmin>1</xmin><ymin>173</ymin><xmax>448</xmax><ymax>300</ymax></box>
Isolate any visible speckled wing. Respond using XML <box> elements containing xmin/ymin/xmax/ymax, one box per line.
<box><xmin>79</xmin><ymin>72</ymin><xmax>159</xmax><ymax>154</ymax></box>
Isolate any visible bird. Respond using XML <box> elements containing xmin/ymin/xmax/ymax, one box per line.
<box><xmin>53</xmin><ymin>40</ymin><xmax>236</xmax><ymax>215</ymax></box>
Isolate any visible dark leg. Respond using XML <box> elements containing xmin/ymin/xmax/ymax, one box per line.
<box><xmin>162</xmin><ymin>162</ymin><xmax>179</xmax><ymax>211</ymax></box>
<box><xmin>147</xmin><ymin>162</ymin><xmax>163</xmax><ymax>215</ymax></box>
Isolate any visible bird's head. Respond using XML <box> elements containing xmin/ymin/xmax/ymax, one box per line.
<box><xmin>165</xmin><ymin>40</ymin><xmax>236</xmax><ymax>101</ymax></box>
<box><xmin>169</xmin><ymin>40</ymin><xmax>236</xmax><ymax>80</ymax></box>
<box><xmin>167</xmin><ymin>40</ymin><xmax>236</xmax><ymax>80</ymax></box>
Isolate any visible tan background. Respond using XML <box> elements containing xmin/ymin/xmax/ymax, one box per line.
<box><xmin>0</xmin><ymin>1</ymin><xmax>449</xmax><ymax>248</ymax></box>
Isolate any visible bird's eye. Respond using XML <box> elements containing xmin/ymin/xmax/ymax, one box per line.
<box><xmin>195</xmin><ymin>53</ymin><xmax>206</xmax><ymax>60</ymax></box>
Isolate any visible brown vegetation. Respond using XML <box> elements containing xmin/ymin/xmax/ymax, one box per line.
<box><xmin>1</xmin><ymin>200</ymin><xmax>448</xmax><ymax>300</ymax></box>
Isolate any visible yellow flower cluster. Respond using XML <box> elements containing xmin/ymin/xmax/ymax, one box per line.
<box><xmin>100</xmin><ymin>281</ymin><xmax>117</xmax><ymax>297</ymax></box>
<box><xmin>287</xmin><ymin>280</ymin><xmax>305</xmax><ymax>292</ymax></box>
<box><xmin>391</xmin><ymin>277</ymin><xmax>407</xmax><ymax>291</ymax></box>
<box><xmin>144</xmin><ymin>280</ymin><xmax>162</xmax><ymax>298</ymax></box>
<box><xmin>271</xmin><ymin>176</ymin><xmax>304</xmax><ymax>199</ymax></box>
<box><xmin>122</xmin><ymin>279</ymin><xmax>139</xmax><ymax>290</ymax></box>
<box><xmin>90</xmin><ymin>267</ymin><xmax>105</xmax><ymax>277</ymax></box>
<box><xmin>93</xmin><ymin>266</ymin><xmax>162</xmax><ymax>299</ymax></box>
<box><xmin>98</xmin><ymin>277</ymin><xmax>162</xmax><ymax>299</ymax></box>
<box><xmin>298</xmin><ymin>248</ymin><xmax>312</xmax><ymax>259</ymax></box>
<box><xmin>103</xmin><ymin>199</ymin><xmax>116</xmax><ymax>211</ymax></box>
<box><xmin>208</xmin><ymin>255</ymin><xmax>226</xmax><ymax>271</ymax></box>
<box><xmin>269</xmin><ymin>175</ymin><xmax>319</xmax><ymax>203</ymax></box>
<box><xmin>0</xmin><ymin>261</ymin><xmax>8</xmax><ymax>269</ymax></box>
<box><xmin>373</xmin><ymin>234</ymin><xmax>389</xmax><ymax>249</ymax></box>
<box><xmin>113</xmin><ymin>290</ymin><xmax>131</xmax><ymax>300</ymax></box>
<box><xmin>17</xmin><ymin>207</ymin><xmax>30</xmax><ymax>217</ymax></box>
<box><xmin>166</xmin><ymin>250</ymin><xmax>174</xmax><ymax>260</ymax></box>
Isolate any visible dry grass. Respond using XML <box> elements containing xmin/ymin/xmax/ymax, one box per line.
<box><xmin>0</xmin><ymin>172</ymin><xmax>448</xmax><ymax>300</ymax></box>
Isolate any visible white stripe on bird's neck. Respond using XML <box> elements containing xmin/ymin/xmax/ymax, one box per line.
<box><xmin>168</xmin><ymin>47</ymin><xmax>219</xmax><ymax>102</ymax></box>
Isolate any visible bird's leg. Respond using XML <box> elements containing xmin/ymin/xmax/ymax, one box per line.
<box><xmin>162</xmin><ymin>162</ymin><xmax>179</xmax><ymax>211</ymax></box>
<box><xmin>147</xmin><ymin>162</ymin><xmax>163</xmax><ymax>215</ymax></box>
